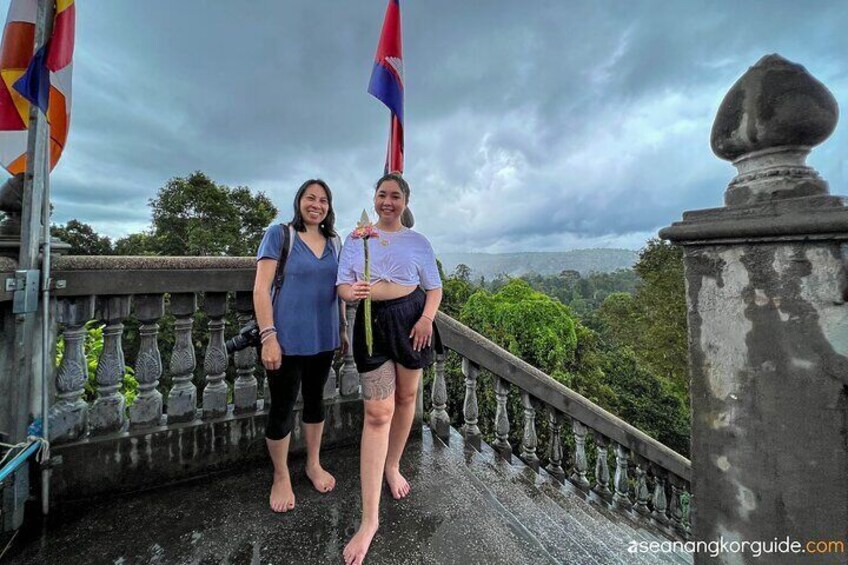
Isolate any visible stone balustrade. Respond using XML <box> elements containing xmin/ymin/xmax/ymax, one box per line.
<box><xmin>431</xmin><ymin>313</ymin><xmax>692</xmax><ymax>539</ymax></box>
<box><xmin>1</xmin><ymin>254</ymin><xmax>691</xmax><ymax>532</ymax></box>
<box><xmin>0</xmin><ymin>256</ymin><xmax>362</xmax><ymax>442</ymax></box>
<box><xmin>0</xmin><ymin>255</ymin><xmax>364</xmax><ymax>500</ymax></box>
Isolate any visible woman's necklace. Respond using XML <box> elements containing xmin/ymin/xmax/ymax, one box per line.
<box><xmin>378</xmin><ymin>225</ymin><xmax>405</xmax><ymax>247</ymax></box>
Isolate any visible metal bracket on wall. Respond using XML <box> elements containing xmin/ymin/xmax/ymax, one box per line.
<box><xmin>8</xmin><ymin>269</ymin><xmax>40</xmax><ymax>314</ymax></box>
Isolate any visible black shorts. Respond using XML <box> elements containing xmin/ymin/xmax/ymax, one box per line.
<box><xmin>353</xmin><ymin>287</ymin><xmax>443</xmax><ymax>373</ymax></box>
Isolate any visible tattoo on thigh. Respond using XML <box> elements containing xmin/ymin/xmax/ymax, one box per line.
<box><xmin>362</xmin><ymin>362</ymin><xmax>396</xmax><ymax>400</ymax></box>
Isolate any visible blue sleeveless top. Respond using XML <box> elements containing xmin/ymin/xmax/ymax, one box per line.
<box><xmin>256</xmin><ymin>225</ymin><xmax>340</xmax><ymax>355</ymax></box>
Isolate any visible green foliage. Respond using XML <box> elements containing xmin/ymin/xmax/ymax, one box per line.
<box><xmin>51</xmin><ymin>219</ymin><xmax>113</xmax><ymax>255</ymax></box>
<box><xmin>598</xmin><ymin>239</ymin><xmax>688</xmax><ymax>397</ymax></box>
<box><xmin>460</xmin><ymin>279</ymin><xmax>577</xmax><ymax>378</ymax></box>
<box><xmin>485</xmin><ymin>268</ymin><xmax>638</xmax><ymax>316</ymax></box>
<box><xmin>145</xmin><ymin>171</ymin><xmax>277</xmax><ymax>256</ymax></box>
<box><xmin>114</xmin><ymin>232</ymin><xmax>158</xmax><ymax>256</ymax></box>
<box><xmin>56</xmin><ymin>322</ymin><xmax>138</xmax><ymax>407</ymax></box>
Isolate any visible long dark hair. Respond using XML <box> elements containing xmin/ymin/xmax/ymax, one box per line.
<box><xmin>291</xmin><ymin>178</ymin><xmax>336</xmax><ymax>238</ymax></box>
<box><xmin>375</xmin><ymin>172</ymin><xmax>414</xmax><ymax>228</ymax></box>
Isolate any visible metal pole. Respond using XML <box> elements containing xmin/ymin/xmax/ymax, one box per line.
<box><xmin>39</xmin><ymin>136</ymin><xmax>51</xmax><ymax>516</ymax></box>
<box><xmin>10</xmin><ymin>0</ymin><xmax>54</xmax><ymax>516</ymax></box>
<box><xmin>34</xmin><ymin>0</ymin><xmax>55</xmax><ymax>517</ymax></box>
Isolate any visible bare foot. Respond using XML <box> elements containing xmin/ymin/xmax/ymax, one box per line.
<box><xmin>385</xmin><ymin>466</ymin><xmax>410</xmax><ymax>499</ymax></box>
<box><xmin>269</xmin><ymin>471</ymin><xmax>295</xmax><ymax>512</ymax></box>
<box><xmin>343</xmin><ymin>521</ymin><xmax>378</xmax><ymax>565</ymax></box>
<box><xmin>306</xmin><ymin>462</ymin><xmax>336</xmax><ymax>493</ymax></box>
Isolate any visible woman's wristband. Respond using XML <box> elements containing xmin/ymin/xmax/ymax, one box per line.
<box><xmin>260</xmin><ymin>331</ymin><xmax>277</xmax><ymax>344</ymax></box>
<box><xmin>421</xmin><ymin>313</ymin><xmax>434</xmax><ymax>323</ymax></box>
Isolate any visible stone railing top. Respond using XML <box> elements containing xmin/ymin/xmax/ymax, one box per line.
<box><xmin>0</xmin><ymin>255</ymin><xmax>258</xmax><ymax>301</ymax></box>
<box><xmin>436</xmin><ymin>312</ymin><xmax>692</xmax><ymax>482</ymax></box>
<box><xmin>54</xmin><ymin>255</ymin><xmax>256</xmax><ymax>270</ymax></box>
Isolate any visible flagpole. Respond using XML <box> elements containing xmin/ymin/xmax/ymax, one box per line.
<box><xmin>36</xmin><ymin>0</ymin><xmax>55</xmax><ymax>517</ymax></box>
<box><xmin>14</xmin><ymin>0</ymin><xmax>55</xmax><ymax>517</ymax></box>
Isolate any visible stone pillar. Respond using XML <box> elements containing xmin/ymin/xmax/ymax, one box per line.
<box><xmin>89</xmin><ymin>295</ymin><xmax>131</xmax><ymax>434</ymax></box>
<box><xmin>202</xmin><ymin>292</ymin><xmax>229</xmax><ymax>419</ymax></box>
<box><xmin>49</xmin><ymin>296</ymin><xmax>95</xmax><ymax>441</ymax></box>
<box><xmin>166</xmin><ymin>293</ymin><xmax>198</xmax><ymax>423</ymax></box>
<box><xmin>661</xmin><ymin>54</ymin><xmax>846</xmax><ymax>564</ymax></box>
<box><xmin>129</xmin><ymin>294</ymin><xmax>165</xmax><ymax>428</ymax></box>
<box><xmin>232</xmin><ymin>291</ymin><xmax>258</xmax><ymax>413</ymax></box>
<box><xmin>339</xmin><ymin>302</ymin><xmax>360</xmax><ymax>396</ymax></box>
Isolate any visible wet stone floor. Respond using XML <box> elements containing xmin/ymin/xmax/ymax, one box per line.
<box><xmin>6</xmin><ymin>427</ymin><xmax>556</xmax><ymax>565</ymax></box>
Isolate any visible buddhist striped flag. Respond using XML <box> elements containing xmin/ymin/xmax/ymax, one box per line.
<box><xmin>0</xmin><ymin>0</ymin><xmax>74</xmax><ymax>175</ymax></box>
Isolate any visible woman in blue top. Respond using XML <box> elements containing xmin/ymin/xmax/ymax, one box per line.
<box><xmin>254</xmin><ymin>179</ymin><xmax>348</xmax><ymax>513</ymax></box>
<box><xmin>337</xmin><ymin>173</ymin><xmax>443</xmax><ymax>565</ymax></box>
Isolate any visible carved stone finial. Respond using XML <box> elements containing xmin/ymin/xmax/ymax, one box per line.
<box><xmin>710</xmin><ymin>54</ymin><xmax>839</xmax><ymax>206</ymax></box>
<box><xmin>712</xmin><ymin>54</ymin><xmax>838</xmax><ymax>160</ymax></box>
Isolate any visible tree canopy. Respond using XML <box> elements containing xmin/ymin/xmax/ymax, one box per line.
<box><xmin>144</xmin><ymin>171</ymin><xmax>277</xmax><ymax>256</ymax></box>
<box><xmin>51</xmin><ymin>219</ymin><xmax>113</xmax><ymax>255</ymax></box>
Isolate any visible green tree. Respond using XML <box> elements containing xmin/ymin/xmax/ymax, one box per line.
<box><xmin>145</xmin><ymin>171</ymin><xmax>277</xmax><ymax>256</ymax></box>
<box><xmin>599</xmin><ymin>239</ymin><xmax>688</xmax><ymax>397</ymax></box>
<box><xmin>453</xmin><ymin>263</ymin><xmax>472</xmax><ymax>282</ymax></box>
<box><xmin>52</xmin><ymin>219</ymin><xmax>113</xmax><ymax>255</ymax></box>
<box><xmin>460</xmin><ymin>279</ymin><xmax>578</xmax><ymax>379</ymax></box>
<box><xmin>114</xmin><ymin>232</ymin><xmax>158</xmax><ymax>255</ymax></box>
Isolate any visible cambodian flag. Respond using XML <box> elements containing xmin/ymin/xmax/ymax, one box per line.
<box><xmin>368</xmin><ymin>0</ymin><xmax>403</xmax><ymax>174</ymax></box>
<box><xmin>0</xmin><ymin>0</ymin><xmax>75</xmax><ymax>175</ymax></box>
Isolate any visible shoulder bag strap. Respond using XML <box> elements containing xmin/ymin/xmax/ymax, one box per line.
<box><xmin>271</xmin><ymin>223</ymin><xmax>293</xmax><ymax>304</ymax></box>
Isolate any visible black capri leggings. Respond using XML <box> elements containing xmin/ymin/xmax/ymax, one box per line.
<box><xmin>265</xmin><ymin>350</ymin><xmax>334</xmax><ymax>441</ymax></box>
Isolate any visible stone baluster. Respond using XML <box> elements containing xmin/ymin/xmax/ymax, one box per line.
<box><xmin>262</xmin><ymin>368</ymin><xmax>270</xmax><ymax>410</ymax></box>
<box><xmin>545</xmin><ymin>408</ymin><xmax>564</xmax><ymax>481</ymax></box>
<box><xmin>683</xmin><ymin>489</ymin><xmax>693</xmax><ymax>537</ymax></box>
<box><xmin>519</xmin><ymin>391</ymin><xmax>539</xmax><ymax>471</ymax></box>
<box><xmin>323</xmin><ymin>364</ymin><xmax>338</xmax><ymax>400</ymax></box>
<box><xmin>49</xmin><ymin>296</ymin><xmax>95</xmax><ymax>441</ymax></box>
<box><xmin>632</xmin><ymin>456</ymin><xmax>652</xmax><ymax>518</ymax></box>
<box><xmin>612</xmin><ymin>443</ymin><xmax>632</xmax><ymax>509</ymax></box>
<box><xmin>668</xmin><ymin>476</ymin><xmax>685</xmax><ymax>535</ymax></box>
<box><xmin>339</xmin><ymin>302</ymin><xmax>360</xmax><ymax>397</ymax></box>
<box><xmin>130</xmin><ymin>294</ymin><xmax>165</xmax><ymax>428</ymax></box>
<box><xmin>89</xmin><ymin>296</ymin><xmax>131</xmax><ymax>434</ymax></box>
<box><xmin>651</xmin><ymin>468</ymin><xmax>669</xmax><ymax>526</ymax></box>
<box><xmin>570</xmin><ymin>420</ymin><xmax>590</xmax><ymax>489</ymax></box>
<box><xmin>233</xmin><ymin>291</ymin><xmax>258</xmax><ymax>413</ymax></box>
<box><xmin>167</xmin><ymin>293</ymin><xmax>197</xmax><ymax>423</ymax></box>
<box><xmin>202</xmin><ymin>292</ymin><xmax>229</xmax><ymax>419</ymax></box>
<box><xmin>491</xmin><ymin>375</ymin><xmax>512</xmax><ymax>462</ymax></box>
<box><xmin>592</xmin><ymin>433</ymin><xmax>612</xmax><ymax>500</ymax></box>
<box><xmin>460</xmin><ymin>357</ymin><xmax>481</xmax><ymax>449</ymax></box>
<box><xmin>429</xmin><ymin>352</ymin><xmax>450</xmax><ymax>443</ymax></box>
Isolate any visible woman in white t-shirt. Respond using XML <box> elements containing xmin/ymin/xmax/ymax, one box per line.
<box><xmin>336</xmin><ymin>173</ymin><xmax>443</xmax><ymax>565</ymax></box>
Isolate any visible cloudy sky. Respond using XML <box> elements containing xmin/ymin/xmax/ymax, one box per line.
<box><xmin>10</xmin><ymin>0</ymin><xmax>848</xmax><ymax>253</ymax></box>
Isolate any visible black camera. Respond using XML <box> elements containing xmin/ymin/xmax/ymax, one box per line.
<box><xmin>226</xmin><ymin>320</ymin><xmax>261</xmax><ymax>354</ymax></box>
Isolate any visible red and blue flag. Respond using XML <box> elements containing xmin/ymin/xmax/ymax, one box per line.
<box><xmin>368</xmin><ymin>0</ymin><xmax>403</xmax><ymax>174</ymax></box>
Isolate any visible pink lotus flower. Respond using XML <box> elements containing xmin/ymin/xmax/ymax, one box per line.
<box><xmin>351</xmin><ymin>210</ymin><xmax>377</xmax><ymax>355</ymax></box>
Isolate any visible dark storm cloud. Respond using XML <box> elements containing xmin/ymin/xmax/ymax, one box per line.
<box><xmin>20</xmin><ymin>0</ymin><xmax>846</xmax><ymax>251</ymax></box>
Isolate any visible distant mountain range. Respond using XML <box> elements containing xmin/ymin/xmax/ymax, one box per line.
<box><xmin>438</xmin><ymin>249</ymin><xmax>638</xmax><ymax>279</ymax></box>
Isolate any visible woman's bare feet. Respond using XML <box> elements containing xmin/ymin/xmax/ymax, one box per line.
<box><xmin>269</xmin><ymin>471</ymin><xmax>295</xmax><ymax>512</ymax></box>
<box><xmin>306</xmin><ymin>463</ymin><xmax>336</xmax><ymax>493</ymax></box>
<box><xmin>384</xmin><ymin>466</ymin><xmax>410</xmax><ymax>499</ymax></box>
<box><xmin>343</xmin><ymin>520</ymin><xmax>379</xmax><ymax>565</ymax></box>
